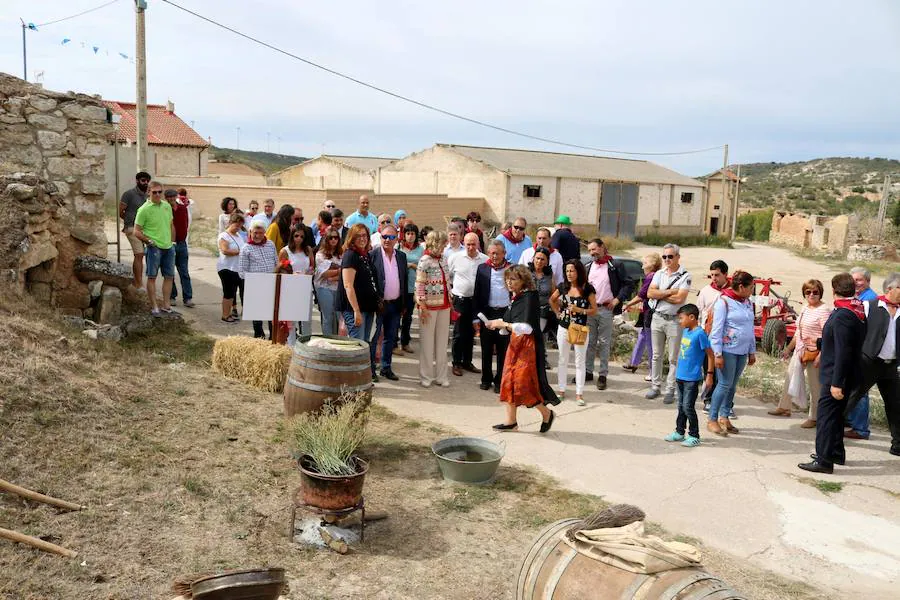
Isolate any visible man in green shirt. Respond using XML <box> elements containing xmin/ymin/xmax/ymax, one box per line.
<box><xmin>134</xmin><ymin>181</ymin><xmax>176</xmax><ymax>315</ymax></box>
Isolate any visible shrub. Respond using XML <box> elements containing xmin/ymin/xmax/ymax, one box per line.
<box><xmin>289</xmin><ymin>392</ymin><xmax>370</xmax><ymax>476</ymax></box>
<box><xmin>736</xmin><ymin>209</ymin><xmax>774</xmax><ymax>241</ymax></box>
<box><xmin>892</xmin><ymin>201</ymin><xmax>900</xmax><ymax>228</ymax></box>
<box><xmin>634</xmin><ymin>232</ymin><xmax>733</xmax><ymax>248</ymax></box>
<box><xmin>852</xmin><ymin>186</ymin><xmax>865</xmax><ymax>193</ymax></box>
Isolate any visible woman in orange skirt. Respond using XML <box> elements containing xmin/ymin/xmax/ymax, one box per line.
<box><xmin>485</xmin><ymin>265</ymin><xmax>560</xmax><ymax>432</ymax></box>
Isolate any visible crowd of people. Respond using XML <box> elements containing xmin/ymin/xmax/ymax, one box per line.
<box><xmin>120</xmin><ymin>176</ymin><xmax>899</xmax><ymax>463</ymax></box>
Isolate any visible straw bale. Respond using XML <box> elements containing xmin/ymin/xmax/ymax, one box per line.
<box><xmin>212</xmin><ymin>336</ymin><xmax>292</xmax><ymax>393</ymax></box>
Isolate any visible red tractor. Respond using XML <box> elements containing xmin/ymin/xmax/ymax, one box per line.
<box><xmin>753</xmin><ymin>278</ymin><xmax>797</xmax><ymax>355</ymax></box>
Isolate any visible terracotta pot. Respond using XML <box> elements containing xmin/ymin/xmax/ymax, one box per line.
<box><xmin>297</xmin><ymin>454</ymin><xmax>368</xmax><ymax>511</ymax></box>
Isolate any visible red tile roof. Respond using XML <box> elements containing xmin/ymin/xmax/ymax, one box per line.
<box><xmin>104</xmin><ymin>100</ymin><xmax>208</xmax><ymax>148</ymax></box>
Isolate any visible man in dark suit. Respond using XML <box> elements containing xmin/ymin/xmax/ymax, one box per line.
<box><xmin>367</xmin><ymin>224</ymin><xmax>406</xmax><ymax>381</ymax></box>
<box><xmin>332</xmin><ymin>209</ymin><xmax>348</xmax><ymax>244</ymax></box>
<box><xmin>473</xmin><ymin>240</ymin><xmax>511</xmax><ymax>392</ymax></box>
<box><xmin>850</xmin><ymin>272</ymin><xmax>900</xmax><ymax>456</ymax></box>
<box><xmin>799</xmin><ymin>273</ymin><xmax>867</xmax><ymax>474</ymax></box>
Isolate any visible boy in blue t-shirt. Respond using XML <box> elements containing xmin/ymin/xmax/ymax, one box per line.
<box><xmin>664</xmin><ymin>304</ymin><xmax>714</xmax><ymax>447</ymax></box>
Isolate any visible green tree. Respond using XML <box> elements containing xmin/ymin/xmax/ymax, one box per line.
<box><xmin>891</xmin><ymin>200</ymin><xmax>900</xmax><ymax>228</ymax></box>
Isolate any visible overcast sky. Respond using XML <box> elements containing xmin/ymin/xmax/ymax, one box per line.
<box><xmin>2</xmin><ymin>0</ymin><xmax>899</xmax><ymax>175</ymax></box>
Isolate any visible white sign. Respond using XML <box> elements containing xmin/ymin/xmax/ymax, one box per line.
<box><xmin>242</xmin><ymin>272</ymin><xmax>313</xmax><ymax>321</ymax></box>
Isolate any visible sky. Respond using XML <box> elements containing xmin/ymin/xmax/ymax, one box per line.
<box><xmin>2</xmin><ymin>0</ymin><xmax>899</xmax><ymax>176</ymax></box>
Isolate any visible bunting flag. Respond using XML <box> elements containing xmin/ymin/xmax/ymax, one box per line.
<box><xmin>53</xmin><ymin>37</ymin><xmax>134</xmax><ymax>63</ymax></box>
<box><xmin>61</xmin><ymin>38</ymin><xmax>71</xmax><ymax>45</ymax></box>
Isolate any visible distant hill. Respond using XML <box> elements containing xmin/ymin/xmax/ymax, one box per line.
<box><xmin>209</xmin><ymin>146</ymin><xmax>307</xmax><ymax>176</ymax></box>
<box><xmin>736</xmin><ymin>157</ymin><xmax>899</xmax><ymax>216</ymax></box>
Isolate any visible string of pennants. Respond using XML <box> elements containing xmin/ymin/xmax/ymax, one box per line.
<box><xmin>22</xmin><ymin>22</ymin><xmax>134</xmax><ymax>64</ymax></box>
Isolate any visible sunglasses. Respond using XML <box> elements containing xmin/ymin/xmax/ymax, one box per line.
<box><xmin>150</xmin><ymin>190</ymin><xmax>163</xmax><ymax>195</ymax></box>
<box><xmin>293</xmin><ymin>233</ymin><xmax>304</xmax><ymax>238</ymax></box>
<box><xmin>469</xmin><ymin>218</ymin><xmax>481</xmax><ymax>222</ymax></box>
<box><xmin>513</xmin><ymin>226</ymin><xmax>525</xmax><ymax>231</ymax></box>
<box><xmin>326</xmin><ymin>236</ymin><xmax>339</xmax><ymax>240</ymax></box>
<box><xmin>804</xmin><ymin>290</ymin><xmax>820</xmax><ymax>296</ymax></box>
<box><xmin>662</xmin><ymin>254</ymin><xmax>676</xmax><ymax>259</ymax></box>
<box><xmin>325</xmin><ymin>204</ymin><xmax>335</xmax><ymax>209</ymax></box>
<box><xmin>382</xmin><ymin>234</ymin><xmax>398</xmax><ymax>241</ymax></box>
<box><xmin>380</xmin><ymin>220</ymin><xmax>391</xmax><ymax>225</ymax></box>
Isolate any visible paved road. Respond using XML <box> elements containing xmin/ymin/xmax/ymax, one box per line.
<box><xmin>107</xmin><ymin>231</ymin><xmax>900</xmax><ymax>597</ymax></box>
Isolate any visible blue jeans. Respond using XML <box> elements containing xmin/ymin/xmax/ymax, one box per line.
<box><xmin>709</xmin><ymin>352</ymin><xmax>748</xmax><ymax>420</ymax></box>
<box><xmin>316</xmin><ymin>287</ymin><xmax>339</xmax><ymax>336</ymax></box>
<box><xmin>169</xmin><ymin>240</ymin><xmax>193</xmax><ymax>301</ymax></box>
<box><xmin>343</xmin><ymin>310</ymin><xmax>376</xmax><ymax>370</ymax></box>
<box><xmin>145</xmin><ymin>244</ymin><xmax>175</xmax><ymax>278</ymax></box>
<box><xmin>676</xmin><ymin>379</ymin><xmax>701</xmax><ymax>438</ymax></box>
<box><xmin>846</xmin><ymin>393</ymin><xmax>870</xmax><ymax>438</ymax></box>
<box><xmin>371</xmin><ymin>299</ymin><xmax>401</xmax><ymax>375</ymax></box>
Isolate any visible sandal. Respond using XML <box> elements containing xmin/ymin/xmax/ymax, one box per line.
<box><xmin>576</xmin><ymin>395</ymin><xmax>586</xmax><ymax>407</ymax></box>
<box><xmin>622</xmin><ymin>364</ymin><xmax>638</xmax><ymax>373</ymax></box>
<box><xmin>492</xmin><ymin>422</ymin><xmax>518</xmax><ymax>431</ymax></box>
<box><xmin>664</xmin><ymin>431</ymin><xmax>685</xmax><ymax>442</ymax></box>
<box><xmin>221</xmin><ymin>316</ymin><xmax>238</xmax><ymax>323</ymax></box>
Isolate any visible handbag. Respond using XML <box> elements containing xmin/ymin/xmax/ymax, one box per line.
<box><xmin>567</xmin><ymin>323</ymin><xmax>589</xmax><ymax>346</ymax></box>
<box><xmin>800</xmin><ymin>348</ymin><xmax>819</xmax><ymax>364</ymax></box>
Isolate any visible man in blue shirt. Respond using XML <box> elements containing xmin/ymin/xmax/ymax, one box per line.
<box><xmin>846</xmin><ymin>266</ymin><xmax>878</xmax><ymax>440</ymax></box>
<box><xmin>496</xmin><ymin>217</ymin><xmax>531</xmax><ymax>264</ymax></box>
<box><xmin>345</xmin><ymin>194</ymin><xmax>378</xmax><ymax>234</ymax></box>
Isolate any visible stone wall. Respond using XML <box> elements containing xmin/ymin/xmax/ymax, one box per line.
<box><xmin>770</xmin><ymin>211</ymin><xmax>858</xmax><ymax>255</ymax></box>
<box><xmin>0</xmin><ymin>73</ymin><xmax>110</xmax><ymax>309</ymax></box>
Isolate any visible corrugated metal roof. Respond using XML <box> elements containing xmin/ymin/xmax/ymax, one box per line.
<box><xmin>322</xmin><ymin>155</ymin><xmax>397</xmax><ymax>171</ymax></box>
<box><xmin>104</xmin><ymin>100</ymin><xmax>208</xmax><ymax>148</ymax></box>
<box><xmin>438</xmin><ymin>144</ymin><xmax>703</xmax><ymax>187</ymax></box>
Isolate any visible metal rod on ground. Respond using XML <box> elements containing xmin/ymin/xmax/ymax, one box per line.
<box><xmin>0</xmin><ymin>478</ymin><xmax>85</xmax><ymax>511</ymax></box>
<box><xmin>0</xmin><ymin>527</ymin><xmax>78</xmax><ymax>558</ymax></box>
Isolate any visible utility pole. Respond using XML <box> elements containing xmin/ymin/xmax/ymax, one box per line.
<box><xmin>135</xmin><ymin>1</ymin><xmax>149</xmax><ymax>171</ymax></box>
<box><xmin>876</xmin><ymin>175</ymin><xmax>891</xmax><ymax>241</ymax></box>
<box><xmin>731</xmin><ymin>164</ymin><xmax>741</xmax><ymax>241</ymax></box>
<box><xmin>20</xmin><ymin>19</ymin><xmax>27</xmax><ymax>81</ymax></box>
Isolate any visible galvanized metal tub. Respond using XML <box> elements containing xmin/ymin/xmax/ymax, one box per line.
<box><xmin>432</xmin><ymin>437</ymin><xmax>505</xmax><ymax>484</ymax></box>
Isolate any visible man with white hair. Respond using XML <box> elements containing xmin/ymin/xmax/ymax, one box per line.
<box><xmin>371</xmin><ymin>213</ymin><xmax>393</xmax><ymax>248</ymax></box>
<box><xmin>851</xmin><ymin>266</ymin><xmax>878</xmax><ymax>301</ymax></box>
<box><xmin>646</xmin><ymin>243</ymin><xmax>692</xmax><ymax>403</ymax></box>
<box><xmin>850</xmin><ymin>272</ymin><xmax>900</xmax><ymax>456</ymax></box>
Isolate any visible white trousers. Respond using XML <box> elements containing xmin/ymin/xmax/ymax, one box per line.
<box><xmin>419</xmin><ymin>308</ymin><xmax>451</xmax><ymax>386</ymax></box>
<box><xmin>557</xmin><ymin>326</ymin><xmax>587</xmax><ymax>395</ymax></box>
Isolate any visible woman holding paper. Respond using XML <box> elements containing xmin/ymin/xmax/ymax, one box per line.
<box><xmin>486</xmin><ymin>265</ymin><xmax>559</xmax><ymax>432</ymax></box>
<box><xmin>314</xmin><ymin>226</ymin><xmax>343</xmax><ymax>335</ymax></box>
<box><xmin>239</xmin><ymin>221</ymin><xmax>279</xmax><ymax>339</ymax></box>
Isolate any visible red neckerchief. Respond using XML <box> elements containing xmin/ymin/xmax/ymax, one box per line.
<box><xmin>710</xmin><ymin>281</ymin><xmax>725</xmax><ymax>291</ymax></box>
<box><xmin>534</xmin><ymin>243</ymin><xmax>556</xmax><ymax>254</ymax></box>
<box><xmin>401</xmin><ymin>240</ymin><xmax>418</xmax><ymax>251</ymax></box>
<box><xmin>593</xmin><ymin>254</ymin><xmax>610</xmax><ymax>265</ymax></box>
<box><xmin>489</xmin><ymin>259</ymin><xmax>510</xmax><ymax>271</ymax></box>
<box><xmin>834</xmin><ymin>297</ymin><xmax>866</xmax><ymax>320</ymax></box>
<box><xmin>721</xmin><ymin>288</ymin><xmax>742</xmax><ymax>302</ymax></box>
<box><xmin>248</xmin><ymin>236</ymin><xmax>268</xmax><ymax>246</ymax></box>
<box><xmin>877</xmin><ymin>295</ymin><xmax>899</xmax><ymax>309</ymax></box>
<box><xmin>501</xmin><ymin>229</ymin><xmax>522</xmax><ymax>244</ymax></box>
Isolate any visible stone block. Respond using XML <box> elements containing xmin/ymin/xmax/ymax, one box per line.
<box><xmin>4</xmin><ymin>182</ymin><xmax>35</xmax><ymax>200</ymax></box>
<box><xmin>88</xmin><ymin>280</ymin><xmax>103</xmax><ymax>298</ymax></box>
<box><xmin>74</xmin><ymin>255</ymin><xmax>133</xmax><ymax>289</ymax></box>
<box><xmin>57</xmin><ymin>281</ymin><xmax>92</xmax><ymax>309</ymax></box>
<box><xmin>73</xmin><ymin>195</ymin><xmax>101</xmax><ymax>215</ymax></box>
<box><xmin>80</xmin><ymin>175</ymin><xmax>107</xmax><ymax>195</ymax></box>
<box><xmin>97</xmin><ymin>286</ymin><xmax>122</xmax><ymax>325</ymax></box>
<box><xmin>47</xmin><ymin>157</ymin><xmax>92</xmax><ymax>177</ymax></box>
<box><xmin>60</xmin><ymin>103</ymin><xmax>107</xmax><ymax>122</ymax></box>
<box><xmin>51</xmin><ymin>181</ymin><xmax>70</xmax><ymax>197</ymax></box>
<box><xmin>3</xmin><ymin>97</ymin><xmax>25</xmax><ymax>115</ymax></box>
<box><xmin>123</xmin><ymin>285</ymin><xmax>150</xmax><ymax>310</ymax></box>
<box><xmin>26</xmin><ymin>113</ymin><xmax>66</xmax><ymax>132</ymax></box>
<box><xmin>70</xmin><ymin>225</ymin><xmax>99</xmax><ymax>245</ymax></box>
<box><xmin>0</xmin><ymin>114</ymin><xmax>26</xmax><ymax>125</ymax></box>
<box><xmin>37</xmin><ymin>130</ymin><xmax>66</xmax><ymax>150</ymax></box>
<box><xmin>20</xmin><ymin>240</ymin><xmax>58</xmax><ymax>271</ymax></box>
<box><xmin>3</xmin><ymin>129</ymin><xmax>33</xmax><ymax>144</ymax></box>
<box><xmin>29</xmin><ymin>97</ymin><xmax>58</xmax><ymax>111</ymax></box>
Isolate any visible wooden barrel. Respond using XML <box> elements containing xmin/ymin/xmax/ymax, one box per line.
<box><xmin>283</xmin><ymin>336</ymin><xmax>373</xmax><ymax>417</ymax></box>
<box><xmin>516</xmin><ymin>519</ymin><xmax>746</xmax><ymax>600</ymax></box>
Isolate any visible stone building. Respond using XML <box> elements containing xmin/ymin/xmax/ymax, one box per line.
<box><xmin>701</xmin><ymin>168</ymin><xmax>738</xmax><ymax>236</ymax></box>
<box><xmin>268</xmin><ymin>155</ymin><xmax>396</xmax><ymax>189</ymax></box>
<box><xmin>104</xmin><ymin>100</ymin><xmax>209</xmax><ymax>203</ymax></box>
<box><xmin>770</xmin><ymin>211</ymin><xmax>858</xmax><ymax>255</ymax></box>
<box><xmin>0</xmin><ymin>73</ymin><xmax>110</xmax><ymax>309</ymax></box>
<box><xmin>377</xmin><ymin>144</ymin><xmax>706</xmax><ymax>236</ymax></box>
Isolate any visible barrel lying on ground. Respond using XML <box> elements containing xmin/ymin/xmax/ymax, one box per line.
<box><xmin>516</xmin><ymin>519</ymin><xmax>746</xmax><ymax>600</ymax></box>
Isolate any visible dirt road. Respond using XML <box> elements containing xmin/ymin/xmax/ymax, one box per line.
<box><xmin>106</xmin><ymin>230</ymin><xmax>900</xmax><ymax>598</ymax></box>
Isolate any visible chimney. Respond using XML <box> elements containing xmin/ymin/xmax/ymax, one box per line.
<box><xmin>166</xmin><ymin>99</ymin><xmax>175</xmax><ymax>113</ymax></box>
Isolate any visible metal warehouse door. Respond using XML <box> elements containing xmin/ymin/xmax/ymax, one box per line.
<box><xmin>599</xmin><ymin>183</ymin><xmax>638</xmax><ymax>238</ymax></box>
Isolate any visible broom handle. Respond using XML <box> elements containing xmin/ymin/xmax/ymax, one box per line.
<box><xmin>0</xmin><ymin>479</ymin><xmax>84</xmax><ymax>511</ymax></box>
<box><xmin>0</xmin><ymin>527</ymin><xmax>78</xmax><ymax>558</ymax></box>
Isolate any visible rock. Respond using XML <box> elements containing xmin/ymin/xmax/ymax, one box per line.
<box><xmin>82</xmin><ymin>329</ymin><xmax>98</xmax><ymax>340</ymax></box>
<box><xmin>88</xmin><ymin>280</ymin><xmax>103</xmax><ymax>298</ymax></box>
<box><xmin>28</xmin><ymin>97</ymin><xmax>58</xmax><ymax>111</ymax></box>
<box><xmin>70</xmin><ymin>225</ymin><xmax>99</xmax><ymax>245</ymax></box>
<box><xmin>59</xmin><ymin>103</ymin><xmax>108</xmax><ymax>122</ymax></box>
<box><xmin>37</xmin><ymin>130</ymin><xmax>66</xmax><ymax>150</ymax></box>
<box><xmin>56</xmin><ymin>281</ymin><xmax>91</xmax><ymax>309</ymax></box>
<box><xmin>74</xmin><ymin>256</ymin><xmax>133</xmax><ymax>289</ymax></box>
<box><xmin>120</xmin><ymin>313</ymin><xmax>154</xmax><ymax>336</ymax></box>
<box><xmin>122</xmin><ymin>285</ymin><xmax>150</xmax><ymax>310</ymax></box>
<box><xmin>26</xmin><ymin>113</ymin><xmax>66</xmax><ymax>132</ymax></box>
<box><xmin>63</xmin><ymin>315</ymin><xmax>85</xmax><ymax>329</ymax></box>
<box><xmin>97</xmin><ymin>325</ymin><xmax>122</xmax><ymax>341</ymax></box>
<box><xmin>4</xmin><ymin>183</ymin><xmax>36</xmax><ymax>201</ymax></box>
<box><xmin>97</xmin><ymin>286</ymin><xmax>122</xmax><ymax>325</ymax></box>
<box><xmin>46</xmin><ymin>157</ymin><xmax>92</xmax><ymax>177</ymax></box>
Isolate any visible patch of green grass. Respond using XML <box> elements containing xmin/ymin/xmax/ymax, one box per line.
<box><xmin>437</xmin><ymin>485</ymin><xmax>498</xmax><ymax>513</ymax></box>
<box><xmin>799</xmin><ymin>477</ymin><xmax>844</xmax><ymax>494</ymax></box>
<box><xmin>737</xmin><ymin>352</ymin><xmax>785</xmax><ymax>404</ymax></box>
<box><xmin>636</xmin><ymin>232</ymin><xmax>733</xmax><ymax>248</ymax></box>
<box><xmin>404</xmin><ymin>419</ymin><xmax>422</xmax><ymax>429</ymax></box>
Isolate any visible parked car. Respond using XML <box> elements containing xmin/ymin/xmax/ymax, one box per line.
<box><xmin>580</xmin><ymin>253</ymin><xmax>644</xmax><ymax>301</ymax></box>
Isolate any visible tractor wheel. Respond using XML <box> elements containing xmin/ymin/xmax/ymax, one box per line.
<box><xmin>761</xmin><ymin>319</ymin><xmax>787</xmax><ymax>355</ymax></box>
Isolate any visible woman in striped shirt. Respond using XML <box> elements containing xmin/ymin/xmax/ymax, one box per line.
<box><xmin>771</xmin><ymin>279</ymin><xmax>832</xmax><ymax>426</ymax></box>
<box><xmin>239</xmin><ymin>221</ymin><xmax>279</xmax><ymax>339</ymax></box>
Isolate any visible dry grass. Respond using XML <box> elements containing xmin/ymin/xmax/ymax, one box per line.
<box><xmin>0</xmin><ymin>299</ymin><xmax>832</xmax><ymax>600</ymax></box>
<box><xmin>212</xmin><ymin>336</ymin><xmax>291</xmax><ymax>393</ymax></box>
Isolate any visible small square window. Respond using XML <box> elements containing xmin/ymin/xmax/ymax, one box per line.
<box><xmin>524</xmin><ymin>185</ymin><xmax>542</xmax><ymax>198</ymax></box>
<box><xmin>713</xmin><ymin>204</ymin><xmax>720</xmax><ymax>210</ymax></box>
<box><xmin>681</xmin><ymin>192</ymin><xmax>694</xmax><ymax>204</ymax></box>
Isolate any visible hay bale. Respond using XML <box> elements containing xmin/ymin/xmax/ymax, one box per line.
<box><xmin>212</xmin><ymin>336</ymin><xmax>292</xmax><ymax>393</ymax></box>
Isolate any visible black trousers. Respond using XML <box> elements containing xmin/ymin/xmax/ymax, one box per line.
<box><xmin>815</xmin><ymin>391</ymin><xmax>847</xmax><ymax>467</ymax></box>
<box><xmin>452</xmin><ymin>295</ymin><xmax>476</xmax><ymax>367</ymax></box>
<box><xmin>252</xmin><ymin>320</ymin><xmax>272</xmax><ymax>340</ymax></box>
<box><xmin>855</xmin><ymin>358</ymin><xmax>900</xmax><ymax>451</ymax></box>
<box><xmin>480</xmin><ymin>307</ymin><xmax>509</xmax><ymax>387</ymax></box>
<box><xmin>400</xmin><ymin>292</ymin><xmax>415</xmax><ymax>347</ymax></box>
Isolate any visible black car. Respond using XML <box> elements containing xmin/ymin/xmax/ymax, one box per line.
<box><xmin>579</xmin><ymin>253</ymin><xmax>644</xmax><ymax>300</ymax></box>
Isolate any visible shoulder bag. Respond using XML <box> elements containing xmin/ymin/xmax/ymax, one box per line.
<box><xmin>647</xmin><ymin>270</ymin><xmax>686</xmax><ymax>321</ymax></box>
<box><xmin>565</xmin><ymin>296</ymin><xmax>589</xmax><ymax>345</ymax></box>
<box><xmin>796</xmin><ymin>310</ymin><xmax>820</xmax><ymax>364</ymax></box>
<box><xmin>360</xmin><ymin>253</ymin><xmax>384</xmax><ymax>314</ymax></box>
